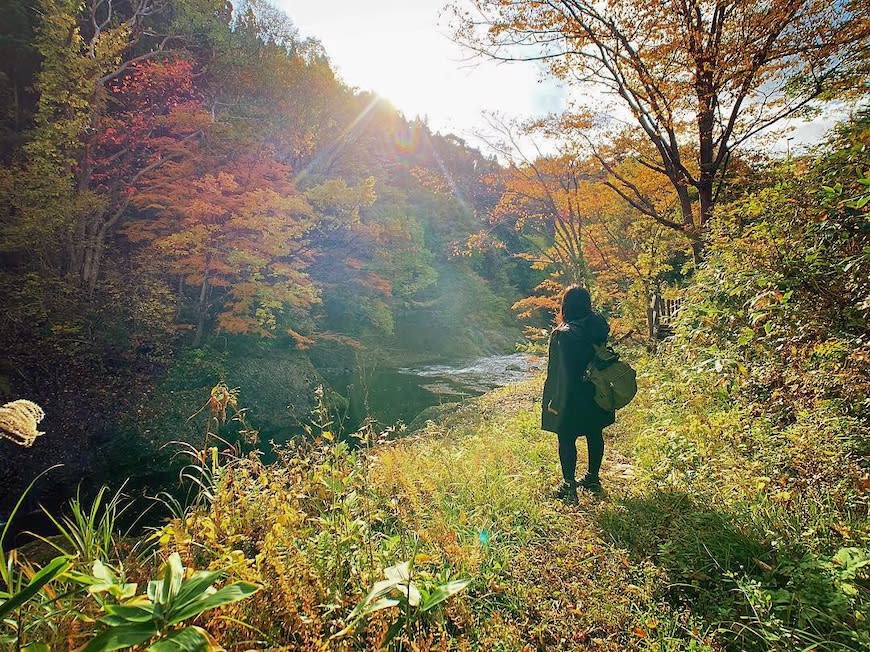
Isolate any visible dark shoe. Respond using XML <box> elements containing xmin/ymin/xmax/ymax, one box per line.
<box><xmin>577</xmin><ymin>474</ymin><xmax>602</xmax><ymax>493</ymax></box>
<box><xmin>551</xmin><ymin>480</ymin><xmax>578</xmax><ymax>504</ymax></box>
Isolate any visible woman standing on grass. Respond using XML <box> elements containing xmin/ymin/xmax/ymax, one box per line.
<box><xmin>542</xmin><ymin>285</ymin><xmax>614</xmax><ymax>503</ymax></box>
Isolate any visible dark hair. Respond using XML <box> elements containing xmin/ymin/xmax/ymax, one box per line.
<box><xmin>559</xmin><ymin>285</ymin><xmax>592</xmax><ymax>323</ymax></box>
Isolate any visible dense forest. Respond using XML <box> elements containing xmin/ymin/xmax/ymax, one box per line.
<box><xmin>0</xmin><ymin>0</ymin><xmax>868</xmax><ymax>650</ymax></box>
<box><xmin>0</xmin><ymin>0</ymin><xmax>542</xmax><ymax>511</ymax></box>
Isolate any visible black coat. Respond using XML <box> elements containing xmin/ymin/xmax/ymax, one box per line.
<box><xmin>541</xmin><ymin>313</ymin><xmax>615</xmax><ymax>436</ymax></box>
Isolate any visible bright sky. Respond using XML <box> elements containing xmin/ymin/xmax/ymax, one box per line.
<box><xmin>277</xmin><ymin>0</ymin><xmax>838</xmax><ymax>156</ymax></box>
<box><xmin>277</xmin><ymin>0</ymin><xmax>566</xmax><ymax>143</ymax></box>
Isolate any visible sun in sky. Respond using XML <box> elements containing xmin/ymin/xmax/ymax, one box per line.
<box><xmin>278</xmin><ymin>0</ymin><xmax>565</xmax><ymax>140</ymax></box>
<box><xmin>278</xmin><ymin>0</ymin><xmax>839</xmax><ymax>154</ymax></box>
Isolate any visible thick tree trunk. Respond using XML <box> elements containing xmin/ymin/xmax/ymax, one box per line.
<box><xmin>689</xmin><ymin>172</ymin><xmax>716</xmax><ymax>265</ymax></box>
<box><xmin>673</xmin><ymin>180</ymin><xmax>705</xmax><ymax>264</ymax></box>
<box><xmin>693</xmin><ymin>98</ymin><xmax>716</xmax><ymax>263</ymax></box>
<box><xmin>697</xmin><ymin>176</ymin><xmax>714</xmax><ymax>231</ymax></box>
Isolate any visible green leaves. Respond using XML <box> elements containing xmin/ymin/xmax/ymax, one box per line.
<box><xmin>68</xmin><ymin>559</ymin><xmax>137</xmax><ymax>600</ymax></box>
<box><xmin>83</xmin><ymin>621</ymin><xmax>159</xmax><ymax>652</ymax></box>
<box><xmin>167</xmin><ymin>579</ymin><xmax>259</xmax><ymax>626</ymax></box>
<box><xmin>334</xmin><ymin>560</ymin><xmax>470</xmax><ymax>648</ymax></box>
<box><xmin>150</xmin><ymin>552</ymin><xmax>184</xmax><ymax>607</ymax></box>
<box><xmin>0</xmin><ymin>556</ymin><xmax>70</xmax><ymax>621</ymax></box>
<box><xmin>74</xmin><ymin>554</ymin><xmax>259</xmax><ymax>652</ymax></box>
<box><xmin>146</xmin><ymin>626</ymin><xmax>221</xmax><ymax>651</ymax></box>
<box><xmin>821</xmin><ymin>170</ymin><xmax>870</xmax><ymax>210</ymax></box>
<box><xmin>418</xmin><ymin>579</ymin><xmax>471</xmax><ymax>612</ymax></box>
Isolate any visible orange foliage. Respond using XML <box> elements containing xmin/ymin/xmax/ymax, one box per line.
<box><xmin>452</xmin><ymin>0</ymin><xmax>870</xmax><ymax>252</ymax></box>
<box><xmin>489</xmin><ymin>146</ymin><xmax>687</xmax><ymax>328</ymax></box>
<box><xmin>128</xmin><ymin>154</ymin><xmax>318</xmax><ymax>341</ymax></box>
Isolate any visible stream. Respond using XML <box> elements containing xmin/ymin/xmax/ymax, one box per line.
<box><xmin>365</xmin><ymin>352</ymin><xmax>544</xmax><ymax>426</ymax></box>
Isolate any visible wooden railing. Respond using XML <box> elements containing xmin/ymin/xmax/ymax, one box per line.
<box><xmin>648</xmin><ymin>293</ymin><xmax>684</xmax><ymax>340</ymax></box>
<box><xmin>659</xmin><ymin>296</ymin><xmax>684</xmax><ymax>324</ymax></box>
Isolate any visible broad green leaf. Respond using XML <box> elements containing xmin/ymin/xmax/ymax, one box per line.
<box><xmin>0</xmin><ymin>556</ymin><xmax>70</xmax><ymax>620</ymax></box>
<box><xmin>92</xmin><ymin>560</ymin><xmax>116</xmax><ymax>585</ymax></box>
<box><xmin>82</xmin><ymin>621</ymin><xmax>159</xmax><ymax>652</ymax></box>
<box><xmin>167</xmin><ymin>582</ymin><xmax>259</xmax><ymax>626</ymax></box>
<box><xmin>98</xmin><ymin>614</ymin><xmax>132</xmax><ymax>627</ymax></box>
<box><xmin>110</xmin><ymin>582</ymin><xmax>139</xmax><ymax>600</ymax></box>
<box><xmin>420</xmin><ymin>579</ymin><xmax>470</xmax><ymax>612</ymax></box>
<box><xmin>346</xmin><ymin>579</ymin><xmax>400</xmax><ymax>621</ymax></box>
<box><xmin>171</xmin><ymin>570</ymin><xmax>223</xmax><ymax>607</ymax></box>
<box><xmin>160</xmin><ymin>554</ymin><xmax>185</xmax><ymax>605</ymax></box>
<box><xmin>104</xmin><ymin>603</ymin><xmax>154</xmax><ymax>623</ymax></box>
<box><xmin>360</xmin><ymin>597</ymin><xmax>399</xmax><ymax>615</ymax></box>
<box><xmin>22</xmin><ymin>643</ymin><xmax>51</xmax><ymax>652</ymax></box>
<box><xmin>147</xmin><ymin>626</ymin><xmax>218</xmax><ymax>651</ymax></box>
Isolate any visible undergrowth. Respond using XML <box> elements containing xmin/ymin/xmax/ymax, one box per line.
<box><xmin>608</xmin><ymin>350</ymin><xmax>869</xmax><ymax>651</ymax></box>
<box><xmin>3</xmin><ymin>363</ymin><xmax>867</xmax><ymax>650</ymax></box>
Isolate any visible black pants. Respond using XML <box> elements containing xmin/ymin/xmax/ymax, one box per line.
<box><xmin>557</xmin><ymin>429</ymin><xmax>604</xmax><ymax>484</ymax></box>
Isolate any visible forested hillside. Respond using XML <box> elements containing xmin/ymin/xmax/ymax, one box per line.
<box><xmin>0</xmin><ymin>0</ymin><xmax>538</xmax><ymax>510</ymax></box>
<box><xmin>0</xmin><ymin>0</ymin><xmax>868</xmax><ymax>650</ymax></box>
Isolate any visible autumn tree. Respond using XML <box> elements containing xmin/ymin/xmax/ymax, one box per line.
<box><xmin>484</xmin><ymin>149</ymin><xmax>685</xmax><ymax>331</ymax></box>
<box><xmin>491</xmin><ymin>154</ymin><xmax>594</xmax><ymax>319</ymax></box>
<box><xmin>128</xmin><ymin>155</ymin><xmax>319</xmax><ymax>347</ymax></box>
<box><xmin>0</xmin><ymin>0</ymin><xmax>210</xmax><ymax>293</ymax></box>
<box><xmin>76</xmin><ymin>57</ymin><xmax>208</xmax><ymax>293</ymax></box>
<box><xmin>450</xmin><ymin>0</ymin><xmax>870</xmax><ymax>258</ymax></box>
<box><xmin>580</xmin><ymin>173</ymin><xmax>689</xmax><ymax>338</ymax></box>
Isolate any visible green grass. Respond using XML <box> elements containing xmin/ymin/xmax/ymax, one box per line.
<box><xmin>364</xmin><ymin>381</ymin><xmax>717</xmax><ymax>651</ymax></box>
<box><xmin>9</xmin><ymin>371</ymin><xmax>868</xmax><ymax>650</ymax></box>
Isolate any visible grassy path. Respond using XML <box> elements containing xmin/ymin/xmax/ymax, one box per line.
<box><xmin>369</xmin><ymin>379</ymin><xmax>716</xmax><ymax>651</ymax></box>
<box><xmin>164</xmin><ymin>372</ymin><xmax>862</xmax><ymax>650</ymax></box>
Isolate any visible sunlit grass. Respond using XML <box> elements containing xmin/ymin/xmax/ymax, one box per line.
<box><xmin>7</xmin><ymin>369</ymin><xmax>866</xmax><ymax>650</ymax></box>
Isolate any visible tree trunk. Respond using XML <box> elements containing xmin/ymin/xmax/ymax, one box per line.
<box><xmin>82</xmin><ymin>224</ymin><xmax>107</xmax><ymax>297</ymax></box>
<box><xmin>693</xmin><ymin>98</ymin><xmax>716</xmax><ymax>263</ymax></box>
<box><xmin>689</xmin><ymin>236</ymin><xmax>704</xmax><ymax>265</ymax></box>
<box><xmin>697</xmin><ymin>175</ymin><xmax>714</xmax><ymax>231</ymax></box>
<box><xmin>175</xmin><ymin>275</ymin><xmax>184</xmax><ymax>319</ymax></box>
<box><xmin>193</xmin><ymin>272</ymin><xmax>209</xmax><ymax>347</ymax></box>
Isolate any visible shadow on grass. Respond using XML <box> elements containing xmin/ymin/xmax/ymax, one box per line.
<box><xmin>595</xmin><ymin>489</ymin><xmax>870</xmax><ymax>651</ymax></box>
<box><xmin>595</xmin><ymin>489</ymin><xmax>766</xmax><ymax>620</ymax></box>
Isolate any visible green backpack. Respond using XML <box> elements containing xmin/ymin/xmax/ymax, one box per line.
<box><xmin>585</xmin><ymin>342</ymin><xmax>637</xmax><ymax>411</ymax></box>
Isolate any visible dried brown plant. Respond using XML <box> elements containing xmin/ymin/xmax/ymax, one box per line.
<box><xmin>0</xmin><ymin>399</ymin><xmax>46</xmax><ymax>447</ymax></box>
